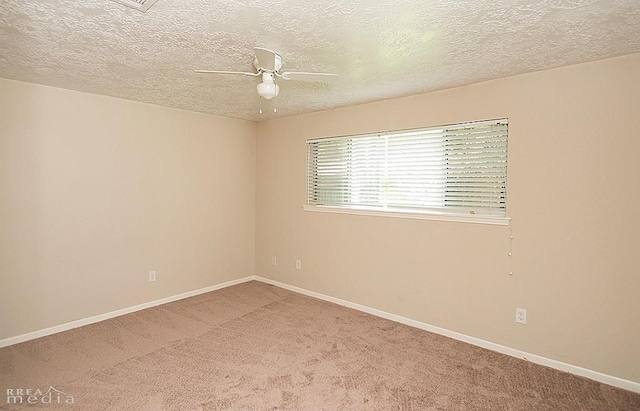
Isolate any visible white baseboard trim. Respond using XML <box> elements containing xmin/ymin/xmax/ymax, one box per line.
<box><xmin>254</xmin><ymin>276</ymin><xmax>640</xmax><ymax>394</ymax></box>
<box><xmin>2</xmin><ymin>274</ymin><xmax>638</xmax><ymax>394</ymax></box>
<box><xmin>0</xmin><ymin>276</ymin><xmax>255</xmax><ymax>349</ymax></box>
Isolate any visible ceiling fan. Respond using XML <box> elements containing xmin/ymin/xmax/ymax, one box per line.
<box><xmin>195</xmin><ymin>47</ymin><xmax>337</xmax><ymax>100</ymax></box>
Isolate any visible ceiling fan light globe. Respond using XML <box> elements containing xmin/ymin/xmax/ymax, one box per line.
<box><xmin>257</xmin><ymin>81</ymin><xmax>279</xmax><ymax>99</ymax></box>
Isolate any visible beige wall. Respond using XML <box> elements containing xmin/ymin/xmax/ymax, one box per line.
<box><xmin>0</xmin><ymin>78</ymin><xmax>256</xmax><ymax>339</ymax></box>
<box><xmin>2</xmin><ymin>53</ymin><xmax>639</xmax><ymax>383</ymax></box>
<box><xmin>256</xmin><ymin>54</ymin><xmax>640</xmax><ymax>383</ymax></box>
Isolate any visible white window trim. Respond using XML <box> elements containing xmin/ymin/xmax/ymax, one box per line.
<box><xmin>303</xmin><ymin>204</ymin><xmax>511</xmax><ymax>226</ymax></box>
<box><xmin>305</xmin><ymin>118</ymin><xmax>509</xmax><ymax>225</ymax></box>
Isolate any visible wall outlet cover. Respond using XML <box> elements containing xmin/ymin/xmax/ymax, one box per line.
<box><xmin>516</xmin><ymin>308</ymin><xmax>527</xmax><ymax>324</ymax></box>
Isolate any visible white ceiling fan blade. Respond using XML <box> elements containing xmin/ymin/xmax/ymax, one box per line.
<box><xmin>194</xmin><ymin>70</ymin><xmax>259</xmax><ymax>76</ymax></box>
<box><xmin>280</xmin><ymin>72</ymin><xmax>338</xmax><ymax>83</ymax></box>
<box><xmin>254</xmin><ymin>47</ymin><xmax>278</xmax><ymax>71</ymax></box>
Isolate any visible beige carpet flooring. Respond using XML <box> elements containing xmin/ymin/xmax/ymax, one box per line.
<box><xmin>1</xmin><ymin>281</ymin><xmax>639</xmax><ymax>410</ymax></box>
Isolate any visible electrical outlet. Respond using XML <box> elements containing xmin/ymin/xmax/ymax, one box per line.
<box><xmin>271</xmin><ymin>256</ymin><xmax>277</xmax><ymax>266</ymax></box>
<box><xmin>295</xmin><ymin>260</ymin><xmax>302</xmax><ymax>270</ymax></box>
<box><xmin>148</xmin><ymin>270</ymin><xmax>157</xmax><ymax>282</ymax></box>
<box><xmin>515</xmin><ymin>308</ymin><xmax>527</xmax><ymax>324</ymax></box>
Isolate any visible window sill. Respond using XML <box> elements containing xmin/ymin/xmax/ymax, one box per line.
<box><xmin>302</xmin><ymin>205</ymin><xmax>511</xmax><ymax>226</ymax></box>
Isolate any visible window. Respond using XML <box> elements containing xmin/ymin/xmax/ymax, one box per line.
<box><xmin>305</xmin><ymin>118</ymin><xmax>509</xmax><ymax>225</ymax></box>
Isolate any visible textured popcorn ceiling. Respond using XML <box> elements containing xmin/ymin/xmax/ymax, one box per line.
<box><xmin>1</xmin><ymin>0</ymin><xmax>639</xmax><ymax>121</ymax></box>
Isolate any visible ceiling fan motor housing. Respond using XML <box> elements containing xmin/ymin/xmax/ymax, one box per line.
<box><xmin>254</xmin><ymin>54</ymin><xmax>282</xmax><ymax>73</ymax></box>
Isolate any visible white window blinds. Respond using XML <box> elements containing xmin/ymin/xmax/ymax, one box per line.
<box><xmin>306</xmin><ymin>118</ymin><xmax>508</xmax><ymax>219</ymax></box>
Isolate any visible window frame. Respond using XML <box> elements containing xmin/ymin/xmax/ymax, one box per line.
<box><xmin>304</xmin><ymin>118</ymin><xmax>510</xmax><ymax>226</ymax></box>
